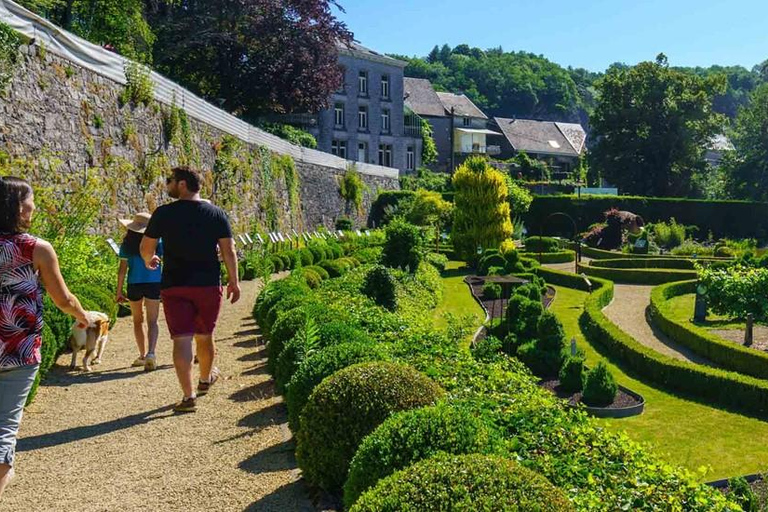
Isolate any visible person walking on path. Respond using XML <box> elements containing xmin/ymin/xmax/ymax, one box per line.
<box><xmin>140</xmin><ymin>167</ymin><xmax>240</xmax><ymax>413</ymax></box>
<box><xmin>0</xmin><ymin>177</ymin><xmax>89</xmax><ymax>501</ymax></box>
<box><xmin>116</xmin><ymin>212</ymin><xmax>163</xmax><ymax>371</ymax></box>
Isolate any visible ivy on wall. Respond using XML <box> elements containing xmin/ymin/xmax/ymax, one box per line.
<box><xmin>338</xmin><ymin>164</ymin><xmax>366</xmax><ymax>215</ymax></box>
<box><xmin>0</xmin><ymin>22</ymin><xmax>23</xmax><ymax>95</ymax></box>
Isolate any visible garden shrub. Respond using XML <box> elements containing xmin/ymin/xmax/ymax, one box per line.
<box><xmin>503</xmin><ymin>248</ymin><xmax>526</xmax><ymax>273</ymax></box>
<box><xmin>320</xmin><ymin>259</ymin><xmax>347</xmax><ymax>278</ymax></box>
<box><xmin>478</xmin><ymin>253</ymin><xmax>506</xmax><ymax>275</ymax></box>
<box><xmin>652</xmin><ymin>218</ymin><xmax>687</xmax><ymax>249</ymax></box>
<box><xmin>728</xmin><ymin>477</ymin><xmax>758</xmax><ymax>512</ymax></box>
<box><xmin>286</xmin><ymin>340</ymin><xmax>386</xmax><ymax>430</ymax></box>
<box><xmin>698</xmin><ymin>266</ymin><xmax>768</xmax><ymax>322</ymax></box>
<box><xmin>714</xmin><ymin>245</ymin><xmax>736</xmax><ymax>258</ymax></box>
<box><xmin>277</xmin><ymin>252</ymin><xmax>293</xmax><ymax>270</ymax></box>
<box><xmin>482</xmin><ymin>282</ymin><xmax>502</xmax><ymax>299</ymax></box>
<box><xmin>524</xmin><ymin>236</ymin><xmax>561</xmax><ymax>253</ymax></box>
<box><xmin>522</xmin><ymin>250</ymin><xmax>575</xmax><ymax>264</ymax></box>
<box><xmin>362</xmin><ymin>265</ymin><xmax>398</xmax><ymax>311</ymax></box>
<box><xmin>269</xmin><ymin>255</ymin><xmax>284</xmax><ymax>272</ymax></box>
<box><xmin>670</xmin><ymin>240</ymin><xmax>714</xmax><ymax>256</ymax></box>
<box><xmin>353</xmin><ymin>247</ymin><xmax>383</xmax><ymax>264</ymax></box>
<box><xmin>328</xmin><ymin>243</ymin><xmax>344</xmax><ymax>259</ymax></box>
<box><xmin>537</xmin><ymin>311</ymin><xmax>566</xmax><ymax>353</ymax></box>
<box><xmin>307</xmin><ymin>245</ymin><xmax>326</xmax><ymax>264</ymax></box>
<box><xmin>336</xmin><ymin>216</ymin><xmax>354</xmax><ymax>231</ymax></box>
<box><xmin>516</xmin><ymin>340</ymin><xmax>563</xmax><ymax>378</ymax></box>
<box><xmin>343</xmin><ymin>404</ymin><xmax>498</xmax><ymax>508</ymax></box>
<box><xmin>267</xmin><ymin>307</ymin><xmax>312</xmax><ymax>371</ymax></box>
<box><xmin>505</xmin><ymin>295</ymin><xmax>543</xmax><ymax>341</ymax></box>
<box><xmin>296</xmin><ymin>362</ymin><xmax>444</xmax><ymax>491</ymax></box>
<box><xmin>273</xmin><ymin>315</ymin><xmax>321</xmax><ymax>392</ymax></box>
<box><xmin>487</xmin><ymin>266</ymin><xmax>505</xmax><ymax>276</ymax></box>
<box><xmin>514</xmin><ymin>282</ymin><xmax>542</xmax><ymax>302</ymax></box>
<box><xmin>582</xmin><ymin>361</ymin><xmax>618</xmax><ymax>406</ymax></box>
<box><xmin>350</xmin><ymin>454</ymin><xmax>574</xmax><ymax>512</ymax></box>
<box><xmin>305</xmin><ymin>265</ymin><xmax>330</xmax><ymax>280</ymax></box>
<box><xmin>425</xmin><ymin>252</ymin><xmax>448</xmax><ymax>272</ymax></box>
<box><xmin>589</xmin><ymin>257</ymin><xmax>695</xmax><ymax>269</ymax></box>
<box><xmin>299</xmin><ymin>248</ymin><xmax>314</xmax><ymax>266</ymax></box>
<box><xmin>559</xmin><ymin>355</ymin><xmax>586</xmax><ymax>393</ymax></box>
<box><xmin>472</xmin><ymin>335</ymin><xmax>503</xmax><ymax>362</ymax></box>
<box><xmin>382</xmin><ymin>218</ymin><xmax>423</xmax><ymax>272</ymax></box>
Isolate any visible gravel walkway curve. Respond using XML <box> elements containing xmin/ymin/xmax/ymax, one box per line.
<box><xmin>3</xmin><ymin>277</ymin><xmax>313</xmax><ymax>512</ymax></box>
<box><xmin>603</xmin><ymin>284</ymin><xmax>713</xmax><ymax>366</ymax></box>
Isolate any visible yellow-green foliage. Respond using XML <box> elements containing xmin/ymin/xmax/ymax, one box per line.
<box><xmin>339</xmin><ymin>165</ymin><xmax>366</xmax><ymax>215</ymax></box>
<box><xmin>451</xmin><ymin>156</ymin><xmax>513</xmax><ymax>260</ymax></box>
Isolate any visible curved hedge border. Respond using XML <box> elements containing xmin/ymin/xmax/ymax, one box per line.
<box><xmin>590</xmin><ymin>258</ymin><xmax>695</xmax><ymax>270</ymax></box>
<box><xmin>576</xmin><ymin>262</ymin><xmax>697</xmax><ymax>285</ymax></box>
<box><xmin>571</xmin><ymin>244</ymin><xmax>731</xmax><ymax>262</ymax></box>
<box><xmin>650</xmin><ymin>281</ymin><xmax>768</xmax><ymax>380</ymax></box>
<box><xmin>536</xmin><ymin>267</ymin><xmax>768</xmax><ymax>418</ymax></box>
<box><xmin>521</xmin><ymin>250</ymin><xmax>575</xmax><ymax>264</ymax></box>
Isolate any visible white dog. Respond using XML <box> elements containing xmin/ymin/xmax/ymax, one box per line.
<box><xmin>69</xmin><ymin>311</ymin><xmax>110</xmax><ymax>372</ymax></box>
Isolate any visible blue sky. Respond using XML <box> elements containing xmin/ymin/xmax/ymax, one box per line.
<box><xmin>333</xmin><ymin>0</ymin><xmax>767</xmax><ymax>71</ymax></box>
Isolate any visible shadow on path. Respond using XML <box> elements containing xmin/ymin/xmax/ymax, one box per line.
<box><xmin>230</xmin><ymin>380</ymin><xmax>274</xmax><ymax>402</ymax></box>
<box><xmin>243</xmin><ymin>479</ymin><xmax>312</xmax><ymax>512</ymax></box>
<box><xmin>42</xmin><ymin>364</ymin><xmax>174</xmax><ymax>387</ymax></box>
<box><xmin>238</xmin><ymin>439</ymin><xmax>296</xmax><ymax>475</ymax></box>
<box><xmin>17</xmin><ymin>404</ymin><xmax>175</xmax><ymax>452</ymax></box>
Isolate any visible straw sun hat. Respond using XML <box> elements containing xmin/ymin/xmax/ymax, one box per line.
<box><xmin>118</xmin><ymin>212</ymin><xmax>152</xmax><ymax>233</ymax></box>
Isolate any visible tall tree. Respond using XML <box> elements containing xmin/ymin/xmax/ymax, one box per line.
<box><xmin>451</xmin><ymin>156</ymin><xmax>512</xmax><ymax>260</ymax></box>
<box><xmin>149</xmin><ymin>0</ymin><xmax>352</xmax><ymax>116</ymax></box>
<box><xmin>722</xmin><ymin>83</ymin><xmax>768</xmax><ymax>201</ymax></box>
<box><xmin>591</xmin><ymin>54</ymin><xmax>726</xmax><ymax>197</ymax></box>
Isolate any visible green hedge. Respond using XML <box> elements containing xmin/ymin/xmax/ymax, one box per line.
<box><xmin>573</xmin><ymin>244</ymin><xmax>731</xmax><ymax>262</ymax></box>
<box><xmin>577</xmin><ymin>263</ymin><xmax>697</xmax><ymax>285</ymax></box>
<box><xmin>521</xmin><ymin>250</ymin><xmax>575</xmax><ymax>264</ymax></box>
<box><xmin>567</xmin><ymin>269</ymin><xmax>768</xmax><ymax>418</ymax></box>
<box><xmin>649</xmin><ymin>281</ymin><xmax>768</xmax><ymax>380</ymax></box>
<box><xmin>525</xmin><ymin>195</ymin><xmax>768</xmax><ymax>240</ymax></box>
<box><xmin>368</xmin><ymin>191</ymin><xmax>416</xmax><ymax>228</ymax></box>
<box><xmin>590</xmin><ymin>258</ymin><xmax>696</xmax><ymax>270</ymax></box>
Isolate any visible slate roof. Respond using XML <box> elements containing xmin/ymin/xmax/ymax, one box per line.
<box><xmin>337</xmin><ymin>41</ymin><xmax>407</xmax><ymax>68</ymax></box>
<box><xmin>493</xmin><ymin>118</ymin><xmax>586</xmax><ymax>157</ymax></box>
<box><xmin>404</xmin><ymin>78</ymin><xmax>447</xmax><ymax>117</ymax></box>
<box><xmin>436</xmin><ymin>92</ymin><xmax>488</xmax><ymax>119</ymax></box>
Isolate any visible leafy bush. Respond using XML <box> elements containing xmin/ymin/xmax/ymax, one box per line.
<box><xmin>296</xmin><ymin>362</ymin><xmax>445</xmax><ymax>491</ymax></box>
<box><xmin>670</xmin><ymin>240</ymin><xmax>714</xmax><ymax>256</ymax></box>
<box><xmin>362</xmin><ymin>265</ymin><xmax>398</xmax><ymax>311</ymax></box>
<box><xmin>482</xmin><ymin>282</ymin><xmax>502</xmax><ymax>299</ymax></box>
<box><xmin>320</xmin><ymin>259</ymin><xmax>347</xmax><ymax>278</ymax></box>
<box><xmin>274</xmin><ymin>315</ymin><xmax>320</xmax><ymax>392</ymax></box>
<box><xmin>382</xmin><ymin>218</ymin><xmax>423</xmax><ymax>272</ymax></box>
<box><xmin>652</xmin><ymin>218</ymin><xmax>687</xmax><ymax>249</ymax></box>
<box><xmin>353</xmin><ymin>247</ymin><xmax>383</xmax><ymax>264</ymax></box>
<box><xmin>299</xmin><ymin>248</ymin><xmax>314</xmax><ymax>266</ymax></box>
<box><xmin>524</xmin><ymin>236</ymin><xmax>560</xmax><ymax>253</ymax></box>
<box><xmin>270</xmin><ymin>254</ymin><xmax>285</xmax><ymax>272</ymax></box>
<box><xmin>505</xmin><ymin>295</ymin><xmax>543</xmax><ymax>341</ymax></box>
<box><xmin>698</xmin><ymin>266</ymin><xmax>768</xmax><ymax>321</ymax></box>
<box><xmin>478</xmin><ymin>253</ymin><xmax>506</xmax><ymax>275</ymax></box>
<box><xmin>307</xmin><ymin>245</ymin><xmax>326</xmax><ymax>265</ymax></box>
<box><xmin>727</xmin><ymin>477</ymin><xmax>758</xmax><ymax>512</ymax></box>
<box><xmin>559</xmin><ymin>355</ymin><xmax>586</xmax><ymax>393</ymax></box>
<box><xmin>336</xmin><ymin>216</ymin><xmax>354</xmax><ymax>231</ymax></box>
<box><xmin>582</xmin><ymin>361</ymin><xmax>618</xmax><ymax>407</ymax></box>
<box><xmin>536</xmin><ymin>311</ymin><xmax>566</xmax><ymax>353</ymax></box>
<box><xmin>350</xmin><ymin>454</ymin><xmax>574</xmax><ymax>512</ymax></box>
<box><xmin>472</xmin><ymin>335</ymin><xmax>503</xmax><ymax>362</ymax></box>
<box><xmin>425</xmin><ymin>252</ymin><xmax>448</xmax><ymax>272</ymax></box>
<box><xmin>343</xmin><ymin>404</ymin><xmax>497</xmax><ymax>508</ymax></box>
<box><xmin>267</xmin><ymin>307</ymin><xmax>313</xmax><ymax>372</ymax></box>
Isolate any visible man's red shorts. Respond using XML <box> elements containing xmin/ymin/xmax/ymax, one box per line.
<box><xmin>161</xmin><ymin>286</ymin><xmax>223</xmax><ymax>337</ymax></box>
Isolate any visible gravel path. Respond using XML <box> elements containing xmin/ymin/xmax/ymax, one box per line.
<box><xmin>603</xmin><ymin>284</ymin><xmax>713</xmax><ymax>365</ymax></box>
<box><xmin>3</xmin><ymin>277</ymin><xmax>313</xmax><ymax>512</ymax></box>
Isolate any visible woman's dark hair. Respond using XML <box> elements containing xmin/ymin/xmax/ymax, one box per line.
<box><xmin>121</xmin><ymin>229</ymin><xmax>144</xmax><ymax>256</ymax></box>
<box><xmin>0</xmin><ymin>176</ymin><xmax>33</xmax><ymax>233</ymax></box>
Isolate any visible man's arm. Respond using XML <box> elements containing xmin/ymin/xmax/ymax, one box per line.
<box><xmin>140</xmin><ymin>236</ymin><xmax>161</xmax><ymax>270</ymax></box>
<box><xmin>218</xmin><ymin>237</ymin><xmax>240</xmax><ymax>304</ymax></box>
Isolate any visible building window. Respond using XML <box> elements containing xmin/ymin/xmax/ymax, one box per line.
<box><xmin>378</xmin><ymin>144</ymin><xmax>392</xmax><ymax>167</ymax></box>
<box><xmin>406</xmin><ymin>146</ymin><xmax>415</xmax><ymax>171</ymax></box>
<box><xmin>358</xmin><ymin>106</ymin><xmax>368</xmax><ymax>130</ymax></box>
<box><xmin>381</xmin><ymin>74</ymin><xmax>390</xmax><ymax>99</ymax></box>
<box><xmin>358</xmin><ymin>71</ymin><xmax>368</xmax><ymax>96</ymax></box>
<box><xmin>381</xmin><ymin>109</ymin><xmax>391</xmax><ymax>133</ymax></box>
<box><xmin>463</xmin><ymin>117</ymin><xmax>472</xmax><ymax>127</ymax></box>
<box><xmin>331</xmin><ymin>140</ymin><xmax>347</xmax><ymax>159</ymax></box>
<box><xmin>336</xmin><ymin>66</ymin><xmax>346</xmax><ymax>94</ymax></box>
<box><xmin>357</xmin><ymin>141</ymin><xmax>367</xmax><ymax>162</ymax></box>
<box><xmin>334</xmin><ymin>103</ymin><xmax>345</xmax><ymax>128</ymax></box>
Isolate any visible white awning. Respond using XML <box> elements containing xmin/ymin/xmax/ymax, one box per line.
<box><xmin>456</xmin><ymin>128</ymin><xmax>502</xmax><ymax>136</ymax></box>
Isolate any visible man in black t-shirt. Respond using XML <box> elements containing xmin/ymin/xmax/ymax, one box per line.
<box><xmin>141</xmin><ymin>167</ymin><xmax>240</xmax><ymax>413</ymax></box>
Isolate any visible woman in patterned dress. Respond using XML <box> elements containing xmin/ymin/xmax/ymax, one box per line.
<box><xmin>0</xmin><ymin>177</ymin><xmax>89</xmax><ymax>500</ymax></box>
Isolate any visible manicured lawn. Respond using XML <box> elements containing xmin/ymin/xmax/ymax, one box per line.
<box><xmin>667</xmin><ymin>293</ymin><xmax>766</xmax><ymax>330</ymax></box>
<box><xmin>432</xmin><ymin>261</ymin><xmax>485</xmax><ymax>349</ymax></box>
<box><xmin>550</xmin><ymin>285</ymin><xmax>768</xmax><ymax>481</ymax></box>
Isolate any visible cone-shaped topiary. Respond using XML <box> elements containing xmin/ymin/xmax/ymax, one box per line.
<box><xmin>296</xmin><ymin>362</ymin><xmax>444</xmax><ymax>491</ymax></box>
<box><xmin>343</xmin><ymin>404</ymin><xmax>498</xmax><ymax>508</ymax></box>
<box><xmin>582</xmin><ymin>361</ymin><xmax>618</xmax><ymax>406</ymax></box>
<box><xmin>559</xmin><ymin>355</ymin><xmax>586</xmax><ymax>393</ymax></box>
<box><xmin>350</xmin><ymin>453</ymin><xmax>574</xmax><ymax>511</ymax></box>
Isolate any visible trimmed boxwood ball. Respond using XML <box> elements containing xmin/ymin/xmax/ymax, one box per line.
<box><xmin>305</xmin><ymin>265</ymin><xmax>330</xmax><ymax>280</ymax></box>
<box><xmin>362</xmin><ymin>265</ymin><xmax>398</xmax><ymax>310</ymax></box>
<box><xmin>350</xmin><ymin>453</ymin><xmax>574</xmax><ymax>512</ymax></box>
<box><xmin>478</xmin><ymin>253</ymin><xmax>506</xmax><ymax>276</ymax></box>
<box><xmin>296</xmin><ymin>362</ymin><xmax>444</xmax><ymax>491</ymax></box>
<box><xmin>267</xmin><ymin>307</ymin><xmax>310</xmax><ymax>372</ymax></box>
<box><xmin>277</xmin><ymin>253</ymin><xmax>292</xmax><ymax>270</ymax></box>
<box><xmin>524</xmin><ymin>236</ymin><xmax>561</xmax><ymax>253</ymax></box>
<box><xmin>286</xmin><ymin>341</ymin><xmax>386</xmax><ymax>431</ymax></box>
<box><xmin>559</xmin><ymin>355</ymin><xmax>586</xmax><ymax>393</ymax></box>
<box><xmin>343</xmin><ymin>404</ymin><xmax>497</xmax><ymax>508</ymax></box>
<box><xmin>269</xmin><ymin>255</ymin><xmax>284</xmax><ymax>272</ymax></box>
<box><xmin>582</xmin><ymin>361</ymin><xmax>618</xmax><ymax>406</ymax></box>
<box><xmin>320</xmin><ymin>259</ymin><xmax>346</xmax><ymax>277</ymax></box>
<box><xmin>308</xmin><ymin>245</ymin><xmax>326</xmax><ymax>264</ymax></box>
<box><xmin>299</xmin><ymin>248</ymin><xmax>314</xmax><ymax>266</ymax></box>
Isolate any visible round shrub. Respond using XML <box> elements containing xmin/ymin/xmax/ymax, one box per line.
<box><xmin>525</xmin><ymin>236</ymin><xmax>560</xmax><ymax>253</ymax></box>
<box><xmin>350</xmin><ymin>454</ymin><xmax>574</xmax><ymax>512</ymax></box>
<box><xmin>505</xmin><ymin>295</ymin><xmax>543</xmax><ymax>340</ymax></box>
<box><xmin>299</xmin><ymin>248</ymin><xmax>314</xmax><ymax>266</ymax></box>
<box><xmin>297</xmin><ymin>268</ymin><xmax>321</xmax><ymax>289</ymax></box>
<box><xmin>425</xmin><ymin>252</ymin><xmax>448</xmax><ymax>272</ymax></box>
<box><xmin>277</xmin><ymin>253</ymin><xmax>292</xmax><ymax>270</ymax></box>
<box><xmin>317</xmin><ymin>321</ymin><xmax>372</xmax><ymax>347</ymax></box>
<box><xmin>472</xmin><ymin>335</ymin><xmax>503</xmax><ymax>362</ymax></box>
<box><xmin>582</xmin><ymin>361</ymin><xmax>618</xmax><ymax>407</ymax></box>
<box><xmin>336</xmin><ymin>216</ymin><xmax>354</xmax><ymax>231</ymax></box>
<box><xmin>269</xmin><ymin>255</ymin><xmax>284</xmax><ymax>272</ymax></box>
<box><xmin>482</xmin><ymin>281</ymin><xmax>502</xmax><ymax>299</ymax></box>
<box><xmin>714</xmin><ymin>244</ymin><xmax>735</xmax><ymax>258</ymax></box>
<box><xmin>536</xmin><ymin>311</ymin><xmax>566</xmax><ymax>353</ymax></box>
<box><xmin>263</xmin><ymin>293</ymin><xmax>307</xmax><ymax>332</ymax></box>
<box><xmin>362</xmin><ymin>265</ymin><xmax>398</xmax><ymax>311</ymax></box>
<box><xmin>516</xmin><ymin>340</ymin><xmax>563</xmax><ymax>377</ymax></box>
<box><xmin>268</xmin><ymin>308</ymin><xmax>311</xmax><ymax>371</ymax></box>
<box><xmin>478</xmin><ymin>253</ymin><xmax>506</xmax><ymax>276</ymax></box>
<box><xmin>559</xmin><ymin>355</ymin><xmax>586</xmax><ymax>393</ymax></box>
<box><xmin>308</xmin><ymin>245</ymin><xmax>326</xmax><ymax>264</ymax></box>
<box><xmin>253</xmin><ymin>277</ymin><xmax>309</xmax><ymax>324</ymax></box>
<box><xmin>306</xmin><ymin>265</ymin><xmax>330</xmax><ymax>280</ymax></box>
<box><xmin>344</xmin><ymin>404</ymin><xmax>497</xmax><ymax>507</ymax></box>
<box><xmin>328</xmin><ymin>243</ymin><xmax>344</xmax><ymax>259</ymax></box>
<box><xmin>274</xmin><ymin>335</ymin><xmax>311</xmax><ymax>393</ymax></box>
<box><xmin>382</xmin><ymin>218</ymin><xmax>423</xmax><ymax>272</ymax></box>
<box><xmin>284</xmin><ymin>251</ymin><xmax>300</xmax><ymax>269</ymax></box>
<box><xmin>286</xmin><ymin>340</ymin><xmax>385</xmax><ymax>430</ymax></box>
<box><xmin>514</xmin><ymin>282</ymin><xmax>542</xmax><ymax>302</ymax></box>
<box><xmin>320</xmin><ymin>260</ymin><xmax>346</xmax><ymax>278</ymax></box>
<box><xmin>296</xmin><ymin>362</ymin><xmax>444</xmax><ymax>491</ymax></box>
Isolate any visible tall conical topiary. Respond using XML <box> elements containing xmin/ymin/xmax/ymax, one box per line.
<box><xmin>451</xmin><ymin>156</ymin><xmax>513</xmax><ymax>261</ymax></box>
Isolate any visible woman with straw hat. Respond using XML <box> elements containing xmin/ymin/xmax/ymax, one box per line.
<box><xmin>117</xmin><ymin>212</ymin><xmax>163</xmax><ymax>371</ymax></box>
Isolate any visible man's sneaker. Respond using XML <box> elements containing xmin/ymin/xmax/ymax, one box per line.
<box><xmin>197</xmin><ymin>367</ymin><xmax>220</xmax><ymax>397</ymax></box>
<box><xmin>132</xmin><ymin>356</ymin><xmax>146</xmax><ymax>367</ymax></box>
<box><xmin>173</xmin><ymin>397</ymin><xmax>197</xmax><ymax>413</ymax></box>
<box><xmin>144</xmin><ymin>354</ymin><xmax>157</xmax><ymax>371</ymax></box>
